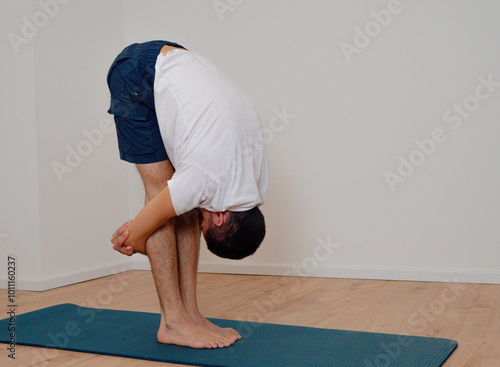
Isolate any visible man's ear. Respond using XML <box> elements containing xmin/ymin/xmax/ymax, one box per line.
<box><xmin>213</xmin><ymin>211</ymin><xmax>229</xmax><ymax>227</ymax></box>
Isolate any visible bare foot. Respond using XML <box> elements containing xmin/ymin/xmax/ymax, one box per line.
<box><xmin>157</xmin><ymin>313</ymin><xmax>235</xmax><ymax>349</ymax></box>
<box><xmin>191</xmin><ymin>312</ymin><xmax>241</xmax><ymax>343</ymax></box>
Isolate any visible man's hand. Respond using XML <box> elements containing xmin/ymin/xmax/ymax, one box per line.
<box><xmin>110</xmin><ymin>184</ymin><xmax>176</xmax><ymax>257</ymax></box>
<box><xmin>110</xmin><ymin>220</ymin><xmax>134</xmax><ymax>256</ymax></box>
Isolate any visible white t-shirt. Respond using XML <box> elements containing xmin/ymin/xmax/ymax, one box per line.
<box><xmin>153</xmin><ymin>48</ymin><xmax>269</xmax><ymax>215</ymax></box>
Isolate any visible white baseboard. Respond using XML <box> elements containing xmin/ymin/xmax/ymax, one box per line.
<box><xmin>1</xmin><ymin>261</ymin><xmax>498</xmax><ymax>291</ymax></box>
<box><xmin>196</xmin><ymin>263</ymin><xmax>500</xmax><ymax>284</ymax></box>
<box><xmin>0</xmin><ymin>262</ymin><xmax>134</xmax><ymax>291</ymax></box>
<box><xmin>131</xmin><ymin>259</ymin><xmax>500</xmax><ymax>284</ymax></box>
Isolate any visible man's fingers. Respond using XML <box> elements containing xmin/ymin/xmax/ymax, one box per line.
<box><xmin>112</xmin><ymin>230</ymin><xmax>129</xmax><ymax>248</ymax></box>
<box><xmin>118</xmin><ymin>230</ymin><xmax>129</xmax><ymax>243</ymax></box>
<box><xmin>121</xmin><ymin>246</ymin><xmax>133</xmax><ymax>256</ymax></box>
<box><xmin>112</xmin><ymin>241</ymin><xmax>122</xmax><ymax>252</ymax></box>
<box><xmin>111</xmin><ymin>220</ymin><xmax>132</xmax><ymax>244</ymax></box>
<box><xmin>113</xmin><ymin>242</ymin><xmax>131</xmax><ymax>256</ymax></box>
<box><xmin>111</xmin><ymin>230</ymin><xmax>132</xmax><ymax>256</ymax></box>
<box><xmin>116</xmin><ymin>220</ymin><xmax>132</xmax><ymax>237</ymax></box>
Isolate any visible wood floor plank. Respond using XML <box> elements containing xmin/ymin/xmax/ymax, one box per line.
<box><xmin>1</xmin><ymin>271</ymin><xmax>499</xmax><ymax>367</ymax></box>
<box><xmin>470</xmin><ymin>301</ymin><xmax>500</xmax><ymax>367</ymax></box>
<box><xmin>437</xmin><ymin>283</ymin><xmax>499</xmax><ymax>366</ymax></box>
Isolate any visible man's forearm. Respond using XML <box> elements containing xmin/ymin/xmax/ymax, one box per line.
<box><xmin>125</xmin><ymin>184</ymin><xmax>177</xmax><ymax>253</ymax></box>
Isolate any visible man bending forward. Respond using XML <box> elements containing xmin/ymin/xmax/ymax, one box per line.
<box><xmin>107</xmin><ymin>41</ymin><xmax>269</xmax><ymax>349</ymax></box>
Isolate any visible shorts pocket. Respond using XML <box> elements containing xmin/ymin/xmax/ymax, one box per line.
<box><xmin>125</xmin><ymin>81</ymin><xmax>155</xmax><ymax>111</ymax></box>
<box><xmin>108</xmin><ymin>98</ymin><xmax>149</xmax><ymax>121</ymax></box>
<box><xmin>109</xmin><ymin>100</ymin><xmax>156</xmax><ymax>155</ymax></box>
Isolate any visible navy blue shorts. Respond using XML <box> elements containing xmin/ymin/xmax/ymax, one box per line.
<box><xmin>106</xmin><ymin>40</ymin><xmax>187</xmax><ymax>164</ymax></box>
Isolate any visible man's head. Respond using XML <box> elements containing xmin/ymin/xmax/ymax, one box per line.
<box><xmin>199</xmin><ymin>207</ymin><xmax>265</xmax><ymax>260</ymax></box>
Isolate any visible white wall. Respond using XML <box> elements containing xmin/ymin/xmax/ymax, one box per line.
<box><xmin>125</xmin><ymin>0</ymin><xmax>500</xmax><ymax>283</ymax></box>
<box><xmin>1</xmin><ymin>1</ymin><xmax>498</xmax><ymax>290</ymax></box>
<box><xmin>1</xmin><ymin>0</ymin><xmax>134</xmax><ymax>290</ymax></box>
<box><xmin>0</xmin><ymin>1</ymin><xmax>40</xmax><ymax>286</ymax></box>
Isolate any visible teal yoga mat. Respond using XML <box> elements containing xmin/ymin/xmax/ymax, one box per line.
<box><xmin>0</xmin><ymin>303</ymin><xmax>457</xmax><ymax>367</ymax></box>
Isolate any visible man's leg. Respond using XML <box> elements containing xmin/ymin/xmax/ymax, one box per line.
<box><xmin>136</xmin><ymin>160</ymin><xmax>232</xmax><ymax>348</ymax></box>
<box><xmin>175</xmin><ymin>211</ymin><xmax>241</xmax><ymax>341</ymax></box>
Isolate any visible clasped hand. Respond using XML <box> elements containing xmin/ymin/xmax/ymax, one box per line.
<box><xmin>110</xmin><ymin>220</ymin><xmax>134</xmax><ymax>256</ymax></box>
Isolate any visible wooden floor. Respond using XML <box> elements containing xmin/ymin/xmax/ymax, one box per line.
<box><xmin>1</xmin><ymin>271</ymin><xmax>499</xmax><ymax>366</ymax></box>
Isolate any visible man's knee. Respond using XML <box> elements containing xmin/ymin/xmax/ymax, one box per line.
<box><xmin>144</xmin><ymin>180</ymin><xmax>168</xmax><ymax>200</ymax></box>
<box><xmin>136</xmin><ymin>160</ymin><xmax>174</xmax><ymax>199</ymax></box>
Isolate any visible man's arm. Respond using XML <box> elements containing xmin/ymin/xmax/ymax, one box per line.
<box><xmin>123</xmin><ymin>184</ymin><xmax>177</xmax><ymax>254</ymax></box>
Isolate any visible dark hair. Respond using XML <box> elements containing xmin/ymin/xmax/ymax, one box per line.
<box><xmin>205</xmin><ymin>206</ymin><xmax>265</xmax><ymax>260</ymax></box>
